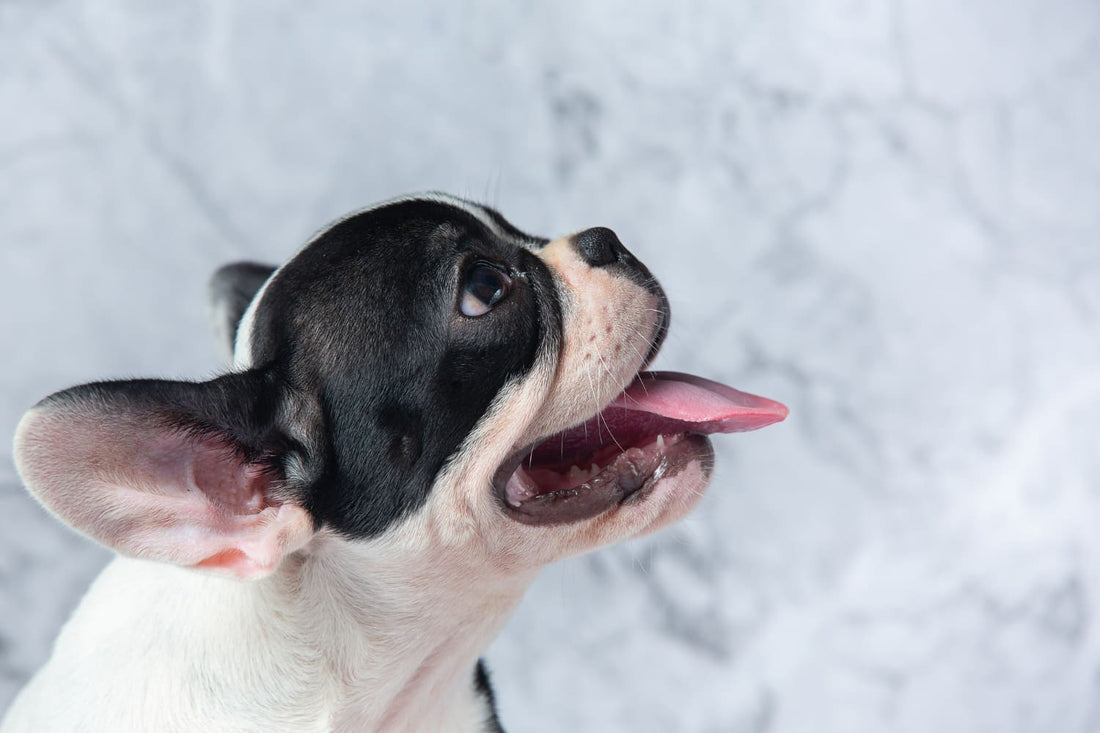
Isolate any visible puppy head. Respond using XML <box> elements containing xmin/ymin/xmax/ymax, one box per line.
<box><xmin>14</xmin><ymin>194</ymin><xmax>786</xmax><ymax>580</ymax></box>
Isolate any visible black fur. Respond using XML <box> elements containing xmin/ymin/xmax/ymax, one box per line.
<box><xmin>475</xmin><ymin>659</ymin><xmax>505</xmax><ymax>733</ymax></box>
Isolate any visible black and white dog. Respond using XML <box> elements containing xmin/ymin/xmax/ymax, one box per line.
<box><xmin>2</xmin><ymin>194</ymin><xmax>786</xmax><ymax>732</ymax></box>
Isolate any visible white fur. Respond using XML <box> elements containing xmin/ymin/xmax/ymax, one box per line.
<box><xmin>2</xmin><ymin>545</ymin><xmax>524</xmax><ymax>732</ymax></box>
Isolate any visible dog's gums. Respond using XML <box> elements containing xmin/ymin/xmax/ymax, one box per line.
<box><xmin>496</xmin><ymin>371</ymin><xmax>788</xmax><ymax>524</ymax></box>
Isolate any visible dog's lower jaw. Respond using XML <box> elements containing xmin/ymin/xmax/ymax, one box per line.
<box><xmin>2</xmin><ymin>547</ymin><xmax>532</xmax><ymax>733</ymax></box>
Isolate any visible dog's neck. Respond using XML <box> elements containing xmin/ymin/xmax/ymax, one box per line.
<box><xmin>274</xmin><ymin>535</ymin><xmax>532</xmax><ymax>731</ymax></box>
<box><xmin>32</xmin><ymin>539</ymin><xmax>531</xmax><ymax>732</ymax></box>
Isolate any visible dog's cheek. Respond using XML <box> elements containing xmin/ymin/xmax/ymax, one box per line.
<box><xmin>527</xmin><ymin>238</ymin><xmax>662</xmax><ymax>438</ymax></box>
<box><xmin>414</xmin><ymin>368</ymin><xmax>559</xmax><ymax>551</ymax></box>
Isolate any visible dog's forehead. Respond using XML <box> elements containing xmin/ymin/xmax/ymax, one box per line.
<box><xmin>233</xmin><ymin>196</ymin><xmax>543</xmax><ymax>371</ymax></box>
<box><xmin>299</xmin><ymin>201</ymin><xmax>490</xmax><ymax>272</ymax></box>
<box><xmin>298</xmin><ymin>195</ymin><xmax>544</xmax><ymax>264</ymax></box>
<box><xmin>390</xmin><ymin>193</ymin><xmax>548</xmax><ymax>249</ymax></box>
<box><xmin>244</xmin><ymin>199</ymin><xmax>526</xmax><ymax>357</ymax></box>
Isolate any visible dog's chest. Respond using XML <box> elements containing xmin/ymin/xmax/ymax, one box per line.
<box><xmin>1</xmin><ymin>557</ymin><xmax>502</xmax><ymax>733</ymax></box>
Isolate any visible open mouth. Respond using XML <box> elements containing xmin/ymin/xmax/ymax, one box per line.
<box><xmin>495</xmin><ymin>372</ymin><xmax>789</xmax><ymax>525</ymax></box>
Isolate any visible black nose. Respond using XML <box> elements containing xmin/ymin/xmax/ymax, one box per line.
<box><xmin>572</xmin><ymin>227</ymin><xmax>626</xmax><ymax>267</ymax></box>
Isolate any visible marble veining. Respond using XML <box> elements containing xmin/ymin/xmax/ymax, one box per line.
<box><xmin>1</xmin><ymin>1</ymin><xmax>1098</xmax><ymax>730</ymax></box>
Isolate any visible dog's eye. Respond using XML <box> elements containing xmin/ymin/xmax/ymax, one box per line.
<box><xmin>460</xmin><ymin>263</ymin><xmax>512</xmax><ymax>317</ymax></box>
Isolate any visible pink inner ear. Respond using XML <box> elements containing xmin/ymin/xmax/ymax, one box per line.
<box><xmin>189</xmin><ymin>441</ymin><xmax>270</xmax><ymax>515</ymax></box>
<box><xmin>194</xmin><ymin>548</ymin><xmax>250</xmax><ymax>570</ymax></box>
<box><xmin>14</xmin><ymin>406</ymin><xmax>315</xmax><ymax>580</ymax></box>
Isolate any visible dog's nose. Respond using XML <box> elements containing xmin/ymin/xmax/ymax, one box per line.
<box><xmin>571</xmin><ymin>227</ymin><xmax>626</xmax><ymax>267</ymax></box>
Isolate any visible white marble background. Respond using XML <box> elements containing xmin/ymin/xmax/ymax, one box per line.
<box><xmin>2</xmin><ymin>1</ymin><xmax>1099</xmax><ymax>730</ymax></box>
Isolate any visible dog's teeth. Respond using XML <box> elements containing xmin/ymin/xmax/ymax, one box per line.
<box><xmin>589</xmin><ymin>464</ymin><xmax>599</xmax><ymax>476</ymax></box>
<box><xmin>568</xmin><ymin>465</ymin><xmax>585</xmax><ymax>480</ymax></box>
<box><xmin>656</xmin><ymin>434</ymin><xmax>665</xmax><ymax>450</ymax></box>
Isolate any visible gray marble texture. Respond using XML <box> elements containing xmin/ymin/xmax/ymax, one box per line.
<box><xmin>2</xmin><ymin>1</ymin><xmax>1099</xmax><ymax>730</ymax></box>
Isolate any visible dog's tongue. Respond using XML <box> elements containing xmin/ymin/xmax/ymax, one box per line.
<box><xmin>514</xmin><ymin>373</ymin><xmax>788</xmax><ymax>519</ymax></box>
<box><xmin>610</xmin><ymin>371</ymin><xmax>788</xmax><ymax>433</ymax></box>
<box><xmin>527</xmin><ymin>371</ymin><xmax>786</xmax><ymax>465</ymax></box>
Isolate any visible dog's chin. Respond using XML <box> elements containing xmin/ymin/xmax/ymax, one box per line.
<box><xmin>493</xmin><ymin>371</ymin><xmax>787</xmax><ymax>526</ymax></box>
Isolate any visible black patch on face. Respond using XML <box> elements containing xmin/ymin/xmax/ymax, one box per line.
<box><xmin>247</xmin><ymin>199</ymin><xmax>562</xmax><ymax>538</ymax></box>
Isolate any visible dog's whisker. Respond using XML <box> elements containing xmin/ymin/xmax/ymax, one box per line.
<box><xmin>590</xmin><ymin>360</ymin><xmax>605</xmax><ymax>444</ymax></box>
<box><xmin>592</xmin><ymin>343</ymin><xmax>626</xmax><ymax>453</ymax></box>
<box><xmin>582</xmin><ymin>359</ymin><xmax>597</xmax><ymax>444</ymax></box>
<box><xmin>609</xmin><ymin>329</ymin><xmax>652</xmax><ymax>400</ymax></box>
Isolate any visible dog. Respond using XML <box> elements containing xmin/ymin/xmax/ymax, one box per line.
<box><xmin>2</xmin><ymin>194</ymin><xmax>787</xmax><ymax>732</ymax></box>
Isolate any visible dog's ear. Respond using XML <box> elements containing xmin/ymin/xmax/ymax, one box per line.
<box><xmin>13</xmin><ymin>370</ymin><xmax>316</xmax><ymax>580</ymax></box>
<box><xmin>207</xmin><ymin>262</ymin><xmax>276</xmax><ymax>364</ymax></box>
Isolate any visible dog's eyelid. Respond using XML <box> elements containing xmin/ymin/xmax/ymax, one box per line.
<box><xmin>472</xmin><ymin>260</ymin><xmax>530</xmax><ymax>282</ymax></box>
<box><xmin>469</xmin><ymin>257</ymin><xmax>505</xmax><ymax>271</ymax></box>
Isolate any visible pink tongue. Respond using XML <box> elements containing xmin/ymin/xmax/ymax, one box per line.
<box><xmin>611</xmin><ymin>371</ymin><xmax>788</xmax><ymax>433</ymax></box>
<box><xmin>528</xmin><ymin>371</ymin><xmax>787</xmax><ymax>465</ymax></box>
